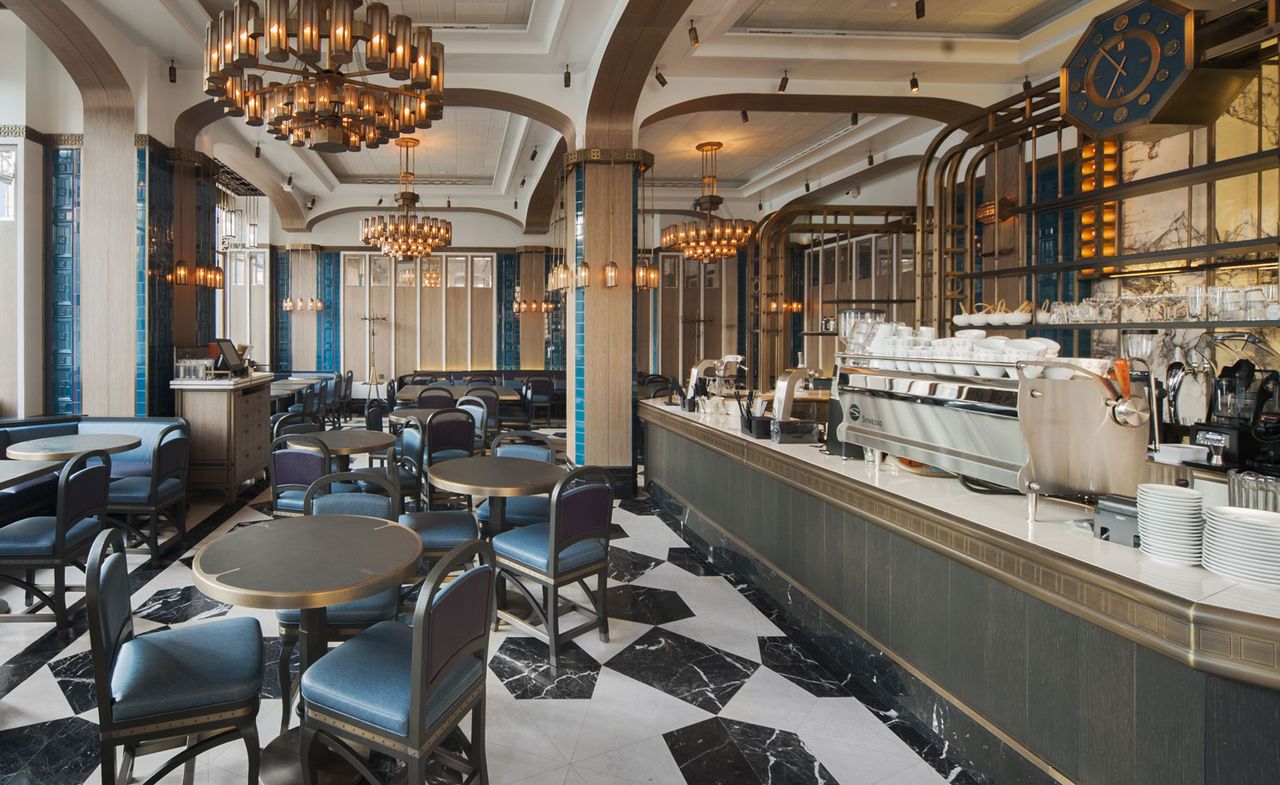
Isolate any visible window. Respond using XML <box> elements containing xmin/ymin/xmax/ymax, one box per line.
<box><xmin>396</xmin><ymin>261</ymin><xmax>416</xmax><ymax>287</ymax></box>
<box><xmin>446</xmin><ymin>255</ymin><xmax>468</xmax><ymax>287</ymax></box>
<box><xmin>0</xmin><ymin>148</ymin><xmax>14</xmax><ymax>222</ymax></box>
<box><xmin>250</xmin><ymin>253</ymin><xmax>266</xmax><ymax>286</ymax></box>
<box><xmin>369</xmin><ymin>256</ymin><xmax>390</xmax><ymax>287</ymax></box>
<box><xmin>345</xmin><ymin>256</ymin><xmax>366</xmax><ymax>286</ymax></box>
<box><xmin>471</xmin><ymin>256</ymin><xmax>493</xmax><ymax>288</ymax></box>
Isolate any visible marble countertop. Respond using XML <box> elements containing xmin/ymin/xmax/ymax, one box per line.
<box><xmin>170</xmin><ymin>372</ymin><xmax>274</xmax><ymax>390</ymax></box>
<box><xmin>639</xmin><ymin>400</ymin><xmax>1280</xmax><ymax>621</ymax></box>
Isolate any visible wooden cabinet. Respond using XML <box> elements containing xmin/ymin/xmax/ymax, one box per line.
<box><xmin>173</xmin><ymin>374</ymin><xmax>273</xmax><ymax>501</ymax></box>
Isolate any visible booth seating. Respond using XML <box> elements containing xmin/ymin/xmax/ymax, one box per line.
<box><xmin>0</xmin><ymin>416</ymin><xmax>187</xmax><ymax>526</ymax></box>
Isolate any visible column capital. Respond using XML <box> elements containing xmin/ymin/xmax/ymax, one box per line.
<box><xmin>563</xmin><ymin>148</ymin><xmax>654</xmax><ymax>172</ymax></box>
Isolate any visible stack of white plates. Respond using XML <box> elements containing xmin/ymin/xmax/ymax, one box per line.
<box><xmin>1203</xmin><ymin>506</ymin><xmax>1280</xmax><ymax>586</ymax></box>
<box><xmin>1136</xmin><ymin>484</ymin><xmax>1204</xmax><ymax>565</ymax></box>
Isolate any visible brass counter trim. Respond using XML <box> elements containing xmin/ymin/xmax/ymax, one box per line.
<box><xmin>640</xmin><ymin>403</ymin><xmax>1280</xmax><ymax>691</ymax></box>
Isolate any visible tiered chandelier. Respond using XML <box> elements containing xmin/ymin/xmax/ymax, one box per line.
<box><xmin>359</xmin><ymin>137</ymin><xmax>452</xmax><ymax>259</ymax></box>
<box><xmin>661</xmin><ymin>142</ymin><xmax>754</xmax><ymax>262</ymax></box>
<box><xmin>203</xmin><ymin>0</ymin><xmax>446</xmax><ymax>153</ymax></box>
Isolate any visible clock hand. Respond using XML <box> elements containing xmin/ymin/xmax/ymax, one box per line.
<box><xmin>1105</xmin><ymin>55</ymin><xmax>1128</xmax><ymax>99</ymax></box>
<box><xmin>1099</xmin><ymin>47</ymin><xmax>1128</xmax><ymax>76</ymax></box>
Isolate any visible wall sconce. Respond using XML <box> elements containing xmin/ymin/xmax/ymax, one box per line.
<box><xmin>174</xmin><ymin>261</ymin><xmax>190</xmax><ymax>286</ymax></box>
<box><xmin>604</xmin><ymin>259</ymin><xmax>619</xmax><ymax>288</ymax></box>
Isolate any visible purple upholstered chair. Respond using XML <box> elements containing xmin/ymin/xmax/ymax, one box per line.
<box><xmin>423</xmin><ymin>409</ymin><xmax>476</xmax><ymax>510</ymax></box>
<box><xmin>489</xmin><ymin>467</ymin><xmax>612</xmax><ymax>670</ymax></box>
<box><xmin>268</xmin><ymin>436</ymin><xmax>332</xmax><ymax>516</ymax></box>
<box><xmin>299</xmin><ymin>541</ymin><xmax>495</xmax><ymax>785</ymax></box>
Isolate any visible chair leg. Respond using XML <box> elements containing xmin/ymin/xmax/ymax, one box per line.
<box><xmin>471</xmin><ymin>697</ymin><xmax>490</xmax><ymax>785</ymax></box>
<box><xmin>278</xmin><ymin>634</ymin><xmax>297</xmax><ymax>734</ymax></box>
<box><xmin>173</xmin><ymin>503</ymin><xmax>189</xmax><ymax>551</ymax></box>
<box><xmin>100</xmin><ymin>741</ymin><xmax>116</xmax><ymax>785</ymax></box>
<box><xmin>241</xmin><ymin>719</ymin><xmax>260</xmax><ymax>785</ymax></box>
<box><xmin>406</xmin><ymin>756</ymin><xmax>424</xmax><ymax>785</ymax></box>
<box><xmin>546</xmin><ymin>583</ymin><xmax>560</xmax><ymax>673</ymax></box>
<box><xmin>181</xmin><ymin>735</ymin><xmax>198</xmax><ymax>785</ymax></box>
<box><xmin>300</xmin><ymin>726</ymin><xmax>321</xmax><ymax>785</ymax></box>
<box><xmin>52</xmin><ymin>564</ymin><xmax>68</xmax><ymax>631</ymax></box>
<box><xmin>493</xmin><ymin>573</ymin><xmax>506</xmax><ymax>631</ymax></box>
<box><xmin>24</xmin><ymin>569</ymin><xmax>34</xmax><ymax>607</ymax></box>
<box><xmin>147</xmin><ymin>513</ymin><xmax>160</xmax><ymax>560</ymax></box>
<box><xmin>596</xmin><ymin>568</ymin><xmax>609</xmax><ymax>642</ymax></box>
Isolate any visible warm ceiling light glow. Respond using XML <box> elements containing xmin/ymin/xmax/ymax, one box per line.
<box><xmin>688</xmin><ymin>19</ymin><xmax>700</xmax><ymax>47</ymax></box>
<box><xmin>604</xmin><ymin>260</ymin><xmax>619</xmax><ymax>288</ymax></box>
<box><xmin>661</xmin><ymin>142</ymin><xmax>756</xmax><ymax>263</ymax></box>
<box><xmin>359</xmin><ymin>138</ymin><xmax>453</xmax><ymax>260</ymax></box>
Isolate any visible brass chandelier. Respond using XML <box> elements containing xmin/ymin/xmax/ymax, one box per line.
<box><xmin>661</xmin><ymin>142</ymin><xmax>754</xmax><ymax>262</ymax></box>
<box><xmin>359</xmin><ymin>137</ymin><xmax>452</xmax><ymax>259</ymax></box>
<box><xmin>203</xmin><ymin>0</ymin><xmax>446</xmax><ymax>153</ymax></box>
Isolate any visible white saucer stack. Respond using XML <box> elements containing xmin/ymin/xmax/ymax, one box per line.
<box><xmin>1136</xmin><ymin>484</ymin><xmax>1204</xmax><ymax>566</ymax></box>
<box><xmin>1203</xmin><ymin>506</ymin><xmax>1280</xmax><ymax>586</ymax></box>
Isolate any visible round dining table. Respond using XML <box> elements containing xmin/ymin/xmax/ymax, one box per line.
<box><xmin>302</xmin><ymin>429</ymin><xmax>397</xmax><ymax>471</ymax></box>
<box><xmin>427</xmin><ymin>455</ymin><xmax>565</xmax><ymax>536</ymax></box>
<box><xmin>193</xmin><ymin>514</ymin><xmax>422</xmax><ymax>785</ymax></box>
<box><xmin>386</xmin><ymin>407</ymin><xmax>443</xmax><ymax>425</ymax></box>
<box><xmin>5</xmin><ymin>434</ymin><xmax>141</xmax><ymax>462</ymax></box>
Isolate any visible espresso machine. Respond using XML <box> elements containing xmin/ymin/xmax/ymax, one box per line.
<box><xmin>1186</xmin><ymin>335</ymin><xmax>1280</xmax><ymax>473</ymax></box>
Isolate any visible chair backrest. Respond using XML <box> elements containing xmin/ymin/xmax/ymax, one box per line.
<box><xmin>385</xmin><ymin>379</ymin><xmax>398</xmax><ymax>412</ymax></box>
<box><xmin>323</xmin><ymin>377</ymin><xmax>340</xmax><ymax>406</ymax></box>
<box><xmin>641</xmin><ymin>374</ymin><xmax>668</xmax><ymax>386</ymax></box>
<box><xmin>304</xmin><ymin>470</ymin><xmax>401</xmax><ymax>518</ymax></box>
<box><xmin>314</xmin><ymin>381</ymin><xmax>330</xmax><ymax>416</ymax></box>
<box><xmin>491</xmin><ymin>431</ymin><xmax>555</xmax><ymax>463</ymax></box>
<box><xmin>547</xmin><ymin>467</ymin><xmax>613</xmax><ymax>572</ymax></box>
<box><xmin>463</xmin><ymin>387</ymin><xmax>500</xmax><ymax>417</ymax></box>
<box><xmin>364</xmin><ymin>398</ymin><xmax>387</xmax><ymax>432</ymax></box>
<box><xmin>342</xmin><ymin>370</ymin><xmax>354</xmax><ymax>401</ymax></box>
<box><xmin>86</xmin><ymin>529</ymin><xmax>134</xmax><ymax>728</ymax></box>
<box><xmin>410</xmin><ymin>374</ymin><xmax>437</xmax><ymax>385</ymax></box>
<box><xmin>59</xmin><ymin>450</ymin><xmax>111</xmax><ymax>548</ymax></box>
<box><xmin>152</xmin><ymin>423</ymin><xmax>189</xmax><ymax>490</ymax></box>
<box><xmin>398</xmin><ymin>416</ymin><xmax>426</xmax><ymax>475</ymax></box>
<box><xmin>409</xmin><ymin>541</ymin><xmax>495</xmax><ymax>740</ymax></box>
<box><xmin>465</xmin><ymin>374</ymin><xmax>496</xmax><ymax>385</ymax></box>
<box><xmin>456</xmin><ymin>397</ymin><xmax>488</xmax><ymax>438</ymax></box>
<box><xmin>648</xmin><ymin>385</ymin><xmax>675</xmax><ymax>400</ymax></box>
<box><xmin>273</xmin><ymin>412</ymin><xmax>323</xmax><ymax>438</ymax></box>
<box><xmin>298</xmin><ymin>384</ymin><xmax>318</xmax><ymax>414</ymax></box>
<box><xmin>270</xmin><ymin>435</ymin><xmax>332</xmax><ymax>501</ymax></box>
<box><xmin>416</xmin><ymin>387</ymin><xmax>454</xmax><ymax>409</ymax></box>
<box><xmin>424</xmin><ymin>408</ymin><xmax>475</xmax><ymax>462</ymax></box>
<box><xmin>526</xmin><ymin>376</ymin><xmax>554</xmax><ymax>397</ymax></box>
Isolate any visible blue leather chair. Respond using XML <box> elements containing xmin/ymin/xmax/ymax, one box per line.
<box><xmin>491</xmin><ymin>467</ymin><xmax>612</xmax><ymax>671</ymax></box>
<box><xmin>269</xmin><ymin>435</ymin><xmax>331</xmax><ymax>516</ymax></box>
<box><xmin>87</xmin><ymin>530</ymin><xmax>262</xmax><ymax>785</ymax></box>
<box><xmin>424</xmin><ymin>409</ymin><xmax>476</xmax><ymax>510</ymax></box>
<box><xmin>0</xmin><ymin>450</ymin><xmax>110</xmax><ymax>631</ymax></box>
<box><xmin>475</xmin><ymin>432</ymin><xmax>558</xmax><ymax>533</ymax></box>
<box><xmin>356</xmin><ymin>416</ymin><xmax>425</xmax><ymax>511</ymax></box>
<box><xmin>524</xmin><ymin>376</ymin><xmax>555</xmax><ymax>425</ymax></box>
<box><xmin>277</xmin><ymin>470</ymin><xmax>406</xmax><ymax>733</ymax></box>
<box><xmin>106</xmin><ymin>422</ymin><xmax>189</xmax><ymax>559</ymax></box>
<box><xmin>414</xmin><ymin>387</ymin><xmax>455</xmax><ymax>410</ymax></box>
<box><xmin>456</xmin><ymin>397</ymin><xmax>490</xmax><ymax>452</ymax></box>
<box><xmin>273</xmin><ymin>412</ymin><xmax>324</xmax><ymax>439</ymax></box>
<box><xmin>300</xmin><ymin>541</ymin><xmax>495</xmax><ymax>785</ymax></box>
<box><xmin>462</xmin><ymin>387</ymin><xmax>502</xmax><ymax>440</ymax></box>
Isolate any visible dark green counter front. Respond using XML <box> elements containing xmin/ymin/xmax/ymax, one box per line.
<box><xmin>640</xmin><ymin>401</ymin><xmax>1280</xmax><ymax>785</ymax></box>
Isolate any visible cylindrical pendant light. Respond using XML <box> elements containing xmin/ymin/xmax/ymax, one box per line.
<box><xmin>218</xmin><ymin>11</ymin><xmax>239</xmax><ymax>77</ymax></box>
<box><xmin>244</xmin><ymin>75</ymin><xmax>264</xmax><ymax>125</ymax></box>
<box><xmin>232</xmin><ymin>0</ymin><xmax>259</xmax><ymax>68</ymax></box>
<box><xmin>297</xmin><ymin>0</ymin><xmax>322</xmax><ymax>63</ymax></box>
<box><xmin>410</xmin><ymin>28</ymin><xmax>433</xmax><ymax>89</ymax></box>
<box><xmin>203</xmin><ymin>21</ymin><xmax>226</xmax><ymax>96</ymax></box>
<box><xmin>264</xmin><ymin>0</ymin><xmax>288</xmax><ymax>62</ymax></box>
<box><xmin>576</xmin><ymin>261</ymin><xmax>591</xmax><ymax>289</ymax></box>
<box><xmin>388</xmin><ymin>15</ymin><xmax>413</xmax><ymax>80</ymax></box>
<box><xmin>365</xmin><ymin>3</ymin><xmax>390</xmax><ymax>69</ymax></box>
<box><xmin>426</xmin><ymin>41</ymin><xmax>445</xmax><ymax>100</ymax></box>
<box><xmin>604</xmin><ymin>260</ymin><xmax>619</xmax><ymax>288</ymax></box>
<box><xmin>328</xmin><ymin>0</ymin><xmax>354</xmax><ymax>66</ymax></box>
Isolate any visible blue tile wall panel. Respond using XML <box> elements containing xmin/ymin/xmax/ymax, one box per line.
<box><xmin>572</xmin><ymin>164</ymin><xmax>586</xmax><ymax>465</ymax></box>
<box><xmin>316</xmin><ymin>251</ymin><xmax>341</xmax><ymax>371</ymax></box>
<box><xmin>194</xmin><ymin>176</ymin><xmax>217</xmax><ymax>346</ymax></box>
<box><xmin>272</xmin><ymin>248</ymin><xmax>292</xmax><ymax>371</ymax></box>
<box><xmin>141</xmin><ymin>144</ymin><xmax>176</xmax><ymax>416</ymax></box>
<box><xmin>45</xmin><ymin>147</ymin><xmax>81</xmax><ymax>415</ymax></box>
<box><xmin>497</xmin><ymin>252</ymin><xmax>520</xmax><ymax>369</ymax></box>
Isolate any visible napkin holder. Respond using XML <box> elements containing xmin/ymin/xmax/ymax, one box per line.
<box><xmin>771</xmin><ymin>419</ymin><xmax>819</xmax><ymax>444</ymax></box>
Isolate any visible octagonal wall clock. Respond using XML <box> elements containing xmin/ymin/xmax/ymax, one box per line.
<box><xmin>1061</xmin><ymin>0</ymin><xmax>1254</xmax><ymax>140</ymax></box>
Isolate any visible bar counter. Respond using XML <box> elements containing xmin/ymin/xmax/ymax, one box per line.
<box><xmin>172</xmin><ymin>373</ymin><xmax>273</xmax><ymax>500</ymax></box>
<box><xmin>639</xmin><ymin>399</ymin><xmax>1280</xmax><ymax>785</ymax></box>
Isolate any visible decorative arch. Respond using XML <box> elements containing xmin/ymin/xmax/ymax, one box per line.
<box><xmin>523</xmin><ymin>138</ymin><xmax>569</xmax><ymax>235</ymax></box>
<box><xmin>640</xmin><ymin>94</ymin><xmax>983</xmax><ymax>130</ymax></box>
<box><xmin>213</xmin><ymin>144</ymin><xmax>310</xmax><ymax>232</ymax></box>
<box><xmin>305</xmin><ymin>205</ymin><xmax>523</xmax><ymax>232</ymax></box>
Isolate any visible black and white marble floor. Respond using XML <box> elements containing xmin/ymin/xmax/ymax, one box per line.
<box><xmin>0</xmin><ymin>460</ymin><xmax>952</xmax><ymax>785</ymax></box>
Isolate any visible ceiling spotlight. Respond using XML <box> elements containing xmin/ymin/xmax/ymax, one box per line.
<box><xmin>688</xmin><ymin>19</ymin><xmax>699</xmax><ymax>47</ymax></box>
<box><xmin>850</xmin><ymin>112</ymin><xmax>859</xmax><ymax>126</ymax></box>
<box><xmin>377</xmin><ymin>196</ymin><xmax>383</xmax><ymax>206</ymax></box>
<box><xmin>740</xmin><ymin>109</ymin><xmax>749</xmax><ymax>124</ymax></box>
<box><xmin>758</xmin><ymin>200</ymin><xmax>763</xmax><ymax>211</ymax></box>
<box><xmin>447</xmin><ymin>197</ymin><xmax>452</xmax><ymax>208</ymax></box>
<box><xmin>514</xmin><ymin>199</ymin><xmax>519</xmax><ymax>209</ymax></box>
<box><xmin>915</xmin><ymin>0</ymin><xmax>925</xmax><ymax>19</ymax></box>
<box><xmin>519</xmin><ymin>176</ymin><xmax>527</xmax><ymax>188</ymax></box>
<box><xmin>910</xmin><ymin>73</ymin><xmax>920</xmax><ymax>93</ymax></box>
<box><xmin>563</xmin><ymin>64</ymin><xmax>571</xmax><ymax>88</ymax></box>
<box><xmin>778</xmin><ymin>70</ymin><xmax>789</xmax><ymax>93</ymax></box>
<box><xmin>254</xmin><ymin>143</ymin><xmax>261</xmax><ymax>159</ymax></box>
<box><xmin>307</xmin><ymin>197</ymin><xmax>316</xmax><ymax>210</ymax></box>
<box><xmin>655</xmin><ymin>68</ymin><xmax>668</xmax><ymax>88</ymax></box>
<box><xmin>284</xmin><ymin>173</ymin><xmax>293</xmax><ymax>191</ymax></box>
<box><xmin>530</xmin><ymin>146</ymin><xmax>539</xmax><ymax>162</ymax></box>
<box><xmin>1023</xmin><ymin>74</ymin><xmax>1033</xmax><ymax>92</ymax></box>
<box><xmin>867</xmin><ymin>152</ymin><xmax>874</xmax><ymax>166</ymax></box>
<box><xmin>803</xmin><ymin>179</ymin><xmax>810</xmax><ymax>193</ymax></box>
<box><xmin>168</xmin><ymin>59</ymin><xmax>177</xmax><ymax>84</ymax></box>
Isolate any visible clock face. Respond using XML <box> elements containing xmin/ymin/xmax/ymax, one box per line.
<box><xmin>1061</xmin><ymin>0</ymin><xmax>1193</xmax><ymax>136</ymax></box>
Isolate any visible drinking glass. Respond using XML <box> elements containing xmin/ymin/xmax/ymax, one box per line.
<box><xmin>1245</xmin><ymin>287</ymin><xmax>1268</xmax><ymax>321</ymax></box>
<box><xmin>1186</xmin><ymin>286</ymin><xmax>1206</xmax><ymax>321</ymax></box>
<box><xmin>1220</xmin><ymin>287</ymin><xmax>1245</xmax><ymax>320</ymax></box>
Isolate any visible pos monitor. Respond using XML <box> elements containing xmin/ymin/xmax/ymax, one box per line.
<box><xmin>214</xmin><ymin>339</ymin><xmax>246</xmax><ymax>376</ymax></box>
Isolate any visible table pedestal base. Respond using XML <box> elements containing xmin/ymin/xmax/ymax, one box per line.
<box><xmin>260</xmin><ymin>729</ymin><xmax>368</xmax><ymax>785</ymax></box>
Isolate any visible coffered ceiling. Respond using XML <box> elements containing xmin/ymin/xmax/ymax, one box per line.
<box><xmin>194</xmin><ymin>0</ymin><xmax>534</xmax><ymax>28</ymax></box>
<box><xmin>320</xmin><ymin>107</ymin><xmax>513</xmax><ymax>185</ymax></box>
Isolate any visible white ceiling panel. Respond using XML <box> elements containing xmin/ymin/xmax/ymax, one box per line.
<box><xmin>733</xmin><ymin>0</ymin><xmax>1081</xmax><ymax>36</ymax></box>
<box><xmin>320</xmin><ymin>107</ymin><xmax>512</xmax><ymax>183</ymax></box>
